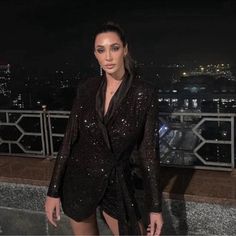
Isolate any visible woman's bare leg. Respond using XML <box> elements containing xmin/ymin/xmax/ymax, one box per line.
<box><xmin>102</xmin><ymin>211</ymin><xmax>146</xmax><ymax>235</ymax></box>
<box><xmin>102</xmin><ymin>211</ymin><xmax>119</xmax><ymax>235</ymax></box>
<box><xmin>70</xmin><ymin>212</ymin><xmax>99</xmax><ymax>236</ymax></box>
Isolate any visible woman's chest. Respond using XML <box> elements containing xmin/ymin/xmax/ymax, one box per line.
<box><xmin>79</xmin><ymin>93</ymin><xmax>147</xmax><ymax>137</ymax></box>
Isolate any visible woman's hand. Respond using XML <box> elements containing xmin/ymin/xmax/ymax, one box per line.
<box><xmin>45</xmin><ymin>196</ymin><xmax>61</xmax><ymax>227</ymax></box>
<box><xmin>146</xmin><ymin>212</ymin><xmax>163</xmax><ymax>236</ymax></box>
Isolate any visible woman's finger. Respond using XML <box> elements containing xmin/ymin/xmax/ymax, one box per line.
<box><xmin>154</xmin><ymin>225</ymin><xmax>161</xmax><ymax>236</ymax></box>
<box><xmin>46</xmin><ymin>209</ymin><xmax>57</xmax><ymax>227</ymax></box>
<box><xmin>146</xmin><ymin>224</ymin><xmax>151</xmax><ymax>236</ymax></box>
<box><xmin>55</xmin><ymin>204</ymin><xmax>61</xmax><ymax>221</ymax></box>
<box><xmin>153</xmin><ymin>221</ymin><xmax>163</xmax><ymax>236</ymax></box>
<box><xmin>150</xmin><ymin>218</ymin><xmax>155</xmax><ymax>236</ymax></box>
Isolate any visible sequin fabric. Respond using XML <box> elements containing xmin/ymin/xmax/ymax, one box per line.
<box><xmin>47</xmin><ymin>73</ymin><xmax>162</xmax><ymax>235</ymax></box>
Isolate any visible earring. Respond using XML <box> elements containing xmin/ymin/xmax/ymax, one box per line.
<box><xmin>100</xmin><ymin>66</ymin><xmax>103</xmax><ymax>76</ymax></box>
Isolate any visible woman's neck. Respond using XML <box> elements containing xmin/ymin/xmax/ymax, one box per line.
<box><xmin>106</xmin><ymin>69</ymin><xmax>125</xmax><ymax>87</ymax></box>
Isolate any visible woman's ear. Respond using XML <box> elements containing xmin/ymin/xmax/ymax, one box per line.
<box><xmin>124</xmin><ymin>44</ymin><xmax>128</xmax><ymax>56</ymax></box>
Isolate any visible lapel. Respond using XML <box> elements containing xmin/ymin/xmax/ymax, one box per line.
<box><xmin>106</xmin><ymin>72</ymin><xmax>133</xmax><ymax>127</ymax></box>
<box><xmin>95</xmin><ymin>71</ymin><xmax>134</xmax><ymax>151</ymax></box>
<box><xmin>95</xmin><ymin>77</ymin><xmax>112</xmax><ymax>150</ymax></box>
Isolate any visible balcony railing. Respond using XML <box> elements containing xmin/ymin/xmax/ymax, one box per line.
<box><xmin>159</xmin><ymin>112</ymin><xmax>235</xmax><ymax>171</ymax></box>
<box><xmin>0</xmin><ymin>109</ymin><xmax>235</xmax><ymax>171</ymax></box>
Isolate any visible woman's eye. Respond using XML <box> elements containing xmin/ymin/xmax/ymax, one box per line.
<box><xmin>97</xmin><ymin>48</ymin><xmax>104</xmax><ymax>54</ymax></box>
<box><xmin>111</xmin><ymin>46</ymin><xmax>120</xmax><ymax>51</ymax></box>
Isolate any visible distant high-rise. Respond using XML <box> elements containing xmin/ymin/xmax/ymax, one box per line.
<box><xmin>0</xmin><ymin>63</ymin><xmax>11</xmax><ymax>96</ymax></box>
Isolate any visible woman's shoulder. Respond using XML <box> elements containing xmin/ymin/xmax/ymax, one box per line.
<box><xmin>76</xmin><ymin>76</ymin><xmax>102</xmax><ymax>95</ymax></box>
<box><xmin>132</xmin><ymin>76</ymin><xmax>158</xmax><ymax>95</ymax></box>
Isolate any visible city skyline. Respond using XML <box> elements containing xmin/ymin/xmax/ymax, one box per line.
<box><xmin>0</xmin><ymin>0</ymin><xmax>235</xmax><ymax>173</ymax></box>
<box><xmin>0</xmin><ymin>0</ymin><xmax>236</xmax><ymax>70</ymax></box>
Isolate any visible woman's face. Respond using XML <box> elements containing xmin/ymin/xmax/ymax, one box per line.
<box><xmin>94</xmin><ymin>32</ymin><xmax>128</xmax><ymax>77</ymax></box>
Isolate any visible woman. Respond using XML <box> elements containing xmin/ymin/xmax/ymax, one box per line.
<box><xmin>45</xmin><ymin>22</ymin><xmax>163</xmax><ymax>236</ymax></box>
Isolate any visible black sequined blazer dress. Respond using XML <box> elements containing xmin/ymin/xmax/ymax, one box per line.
<box><xmin>47</xmin><ymin>72</ymin><xmax>162</xmax><ymax>235</ymax></box>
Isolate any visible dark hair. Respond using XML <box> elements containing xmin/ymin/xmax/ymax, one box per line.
<box><xmin>94</xmin><ymin>22</ymin><xmax>135</xmax><ymax>76</ymax></box>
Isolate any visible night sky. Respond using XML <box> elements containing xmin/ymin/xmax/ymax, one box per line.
<box><xmin>0</xmin><ymin>0</ymin><xmax>236</xmax><ymax>69</ymax></box>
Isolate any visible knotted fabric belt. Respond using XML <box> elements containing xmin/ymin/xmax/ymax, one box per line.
<box><xmin>112</xmin><ymin>159</ymin><xmax>142</xmax><ymax>235</ymax></box>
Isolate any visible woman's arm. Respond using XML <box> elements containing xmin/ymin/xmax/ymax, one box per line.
<box><xmin>138</xmin><ymin>88</ymin><xmax>163</xmax><ymax>235</ymax></box>
<box><xmin>45</xmin><ymin>89</ymin><xmax>80</xmax><ymax>226</ymax></box>
<box><xmin>47</xmin><ymin>90</ymin><xmax>80</xmax><ymax>198</ymax></box>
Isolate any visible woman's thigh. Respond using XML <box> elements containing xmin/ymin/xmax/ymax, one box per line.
<box><xmin>102</xmin><ymin>210</ymin><xmax>119</xmax><ymax>235</ymax></box>
<box><xmin>102</xmin><ymin>210</ymin><xmax>146</xmax><ymax>236</ymax></box>
<box><xmin>69</xmin><ymin>212</ymin><xmax>99</xmax><ymax>236</ymax></box>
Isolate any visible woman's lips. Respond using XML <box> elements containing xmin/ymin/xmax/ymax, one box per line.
<box><xmin>105</xmin><ymin>64</ymin><xmax>115</xmax><ymax>69</ymax></box>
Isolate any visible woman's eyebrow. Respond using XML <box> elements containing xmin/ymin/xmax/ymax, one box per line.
<box><xmin>111</xmin><ymin>43</ymin><xmax>121</xmax><ymax>46</ymax></box>
<box><xmin>96</xmin><ymin>43</ymin><xmax>121</xmax><ymax>48</ymax></box>
<box><xmin>95</xmin><ymin>45</ymin><xmax>105</xmax><ymax>48</ymax></box>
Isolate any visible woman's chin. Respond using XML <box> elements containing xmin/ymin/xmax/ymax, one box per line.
<box><xmin>104</xmin><ymin>68</ymin><xmax>116</xmax><ymax>74</ymax></box>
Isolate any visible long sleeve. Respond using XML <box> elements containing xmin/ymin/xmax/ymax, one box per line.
<box><xmin>47</xmin><ymin>93</ymin><xmax>79</xmax><ymax>198</ymax></box>
<box><xmin>138</xmin><ymin>89</ymin><xmax>162</xmax><ymax>213</ymax></box>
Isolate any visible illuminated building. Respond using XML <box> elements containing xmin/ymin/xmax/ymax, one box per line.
<box><xmin>0</xmin><ymin>63</ymin><xmax>11</xmax><ymax>96</ymax></box>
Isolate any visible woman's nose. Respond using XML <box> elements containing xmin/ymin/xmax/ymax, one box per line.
<box><xmin>105</xmin><ymin>51</ymin><xmax>112</xmax><ymax>61</ymax></box>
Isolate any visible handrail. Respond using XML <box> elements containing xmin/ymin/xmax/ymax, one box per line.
<box><xmin>0</xmin><ymin>109</ymin><xmax>235</xmax><ymax>170</ymax></box>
